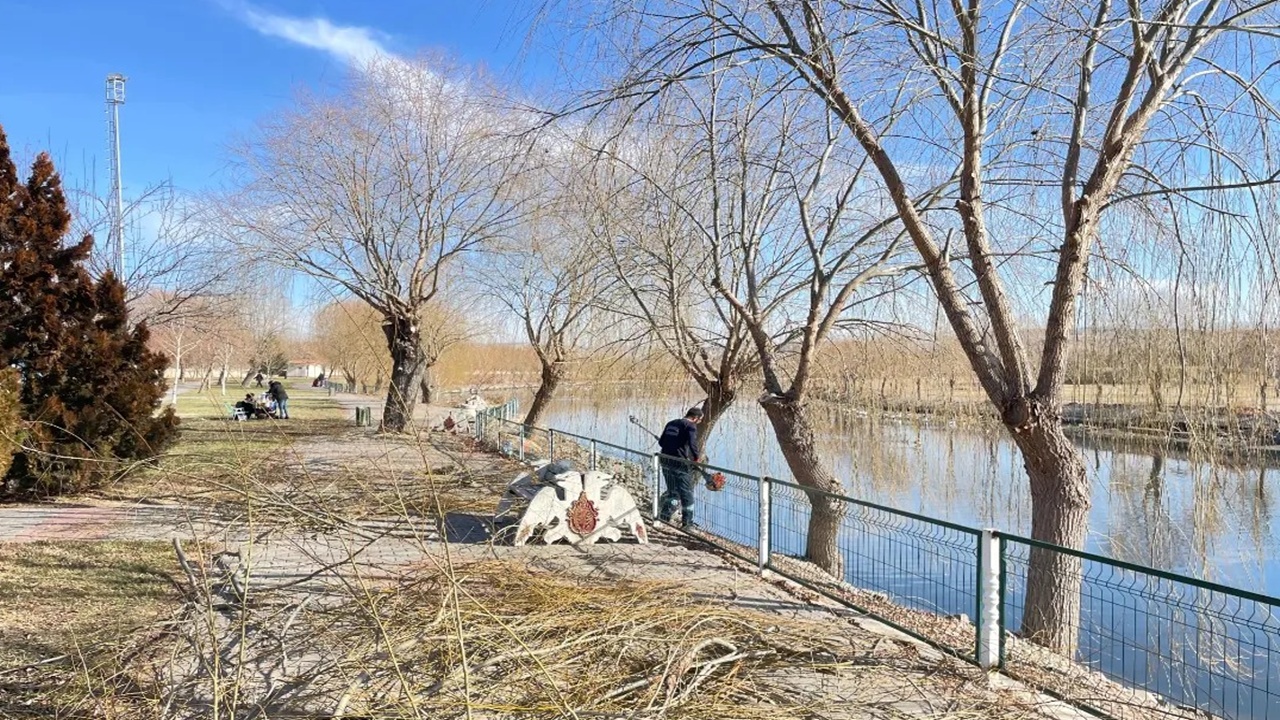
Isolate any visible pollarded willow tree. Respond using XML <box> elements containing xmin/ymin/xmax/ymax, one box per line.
<box><xmin>480</xmin><ymin>138</ymin><xmax>624</xmax><ymax>428</ymax></box>
<box><xmin>315</xmin><ymin>299</ymin><xmax>391</xmax><ymax>393</ymax></box>
<box><xmin>603</xmin><ymin>70</ymin><xmax>918</xmax><ymax>574</ymax></box>
<box><xmin>575</xmin><ymin>0</ymin><xmax>1280</xmax><ymax>653</ymax></box>
<box><xmin>226</xmin><ymin>57</ymin><xmax>534</xmax><ymax>432</ymax></box>
<box><xmin>493</xmin><ymin>224</ymin><xmax>604</xmax><ymax>427</ymax></box>
<box><xmin>585</xmin><ymin>128</ymin><xmax>757</xmax><ymax>450</ymax></box>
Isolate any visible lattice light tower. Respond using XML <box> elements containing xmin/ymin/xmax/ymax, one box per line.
<box><xmin>105</xmin><ymin>74</ymin><xmax>126</xmax><ymax>279</ymax></box>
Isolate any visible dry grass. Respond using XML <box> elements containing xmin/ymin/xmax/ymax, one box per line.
<box><xmin>0</xmin><ymin>541</ymin><xmax>182</xmax><ymax>716</ymax></box>
<box><xmin>151</xmin><ymin>548</ymin><xmax>1051</xmax><ymax>720</ymax></box>
<box><xmin>303</xmin><ymin>560</ymin><xmax>1034</xmax><ymax>718</ymax></box>
<box><xmin>102</xmin><ymin>390</ymin><xmax>352</xmax><ymax>506</ymax></box>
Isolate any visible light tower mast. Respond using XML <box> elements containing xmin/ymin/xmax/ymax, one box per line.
<box><xmin>105</xmin><ymin>74</ymin><xmax>126</xmax><ymax>279</ymax></box>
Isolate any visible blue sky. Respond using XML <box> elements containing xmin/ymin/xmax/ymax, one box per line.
<box><xmin>0</xmin><ymin>0</ymin><xmax>545</xmax><ymax>195</ymax></box>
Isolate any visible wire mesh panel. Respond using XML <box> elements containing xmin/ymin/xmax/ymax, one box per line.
<box><xmin>547</xmin><ymin>428</ymin><xmax>596</xmax><ymax>470</ymax></box>
<box><xmin>474</xmin><ymin>400</ymin><xmax>520</xmax><ymax>449</ymax></box>
<box><xmin>767</xmin><ymin>479</ymin><xmax>981</xmax><ymax>658</ymax></box>
<box><xmin>1001</xmin><ymin>536</ymin><xmax>1280</xmax><ymax>720</ymax></box>
<box><xmin>489</xmin><ymin>417</ymin><xmax>529</xmax><ymax>460</ymax></box>
<box><xmin>654</xmin><ymin>457</ymin><xmax>759</xmax><ymax>559</ymax></box>
<box><xmin>476</xmin><ymin>412</ymin><xmax>505</xmax><ymax>452</ymax></box>
<box><xmin>592</xmin><ymin>439</ymin><xmax>656</xmax><ymax>511</ymax></box>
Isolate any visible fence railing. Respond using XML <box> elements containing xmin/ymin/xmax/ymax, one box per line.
<box><xmin>471</xmin><ymin>407</ymin><xmax>1280</xmax><ymax>720</ymax></box>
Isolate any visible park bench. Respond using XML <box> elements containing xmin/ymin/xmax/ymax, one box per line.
<box><xmin>495</xmin><ymin>461</ymin><xmax>648</xmax><ymax>546</ymax></box>
<box><xmin>226</xmin><ymin>403</ymin><xmax>248</xmax><ymax>422</ymax></box>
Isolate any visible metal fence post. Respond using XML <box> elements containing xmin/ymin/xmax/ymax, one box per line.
<box><xmin>758</xmin><ymin>476</ymin><xmax>770</xmax><ymax>573</ymax></box>
<box><xmin>519</xmin><ymin>425</ymin><xmax>526</xmax><ymax>463</ymax></box>
<box><xmin>651</xmin><ymin>454</ymin><xmax>661</xmax><ymax>518</ymax></box>
<box><xmin>589</xmin><ymin>439</ymin><xmax>598</xmax><ymax>471</ymax></box>
<box><xmin>977</xmin><ymin>528</ymin><xmax>1001</xmax><ymax>669</ymax></box>
<box><xmin>548</xmin><ymin>429</ymin><xmax>556</xmax><ymax>460</ymax></box>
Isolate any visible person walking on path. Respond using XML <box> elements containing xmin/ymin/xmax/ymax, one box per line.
<box><xmin>657</xmin><ymin>407</ymin><xmax>704</xmax><ymax>528</ymax></box>
<box><xmin>254</xmin><ymin>372</ymin><xmax>264</xmax><ymax>387</ymax></box>
<box><xmin>268</xmin><ymin>380</ymin><xmax>290</xmax><ymax>419</ymax></box>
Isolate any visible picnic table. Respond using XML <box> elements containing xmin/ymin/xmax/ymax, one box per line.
<box><xmin>495</xmin><ymin>462</ymin><xmax>648</xmax><ymax>546</ymax></box>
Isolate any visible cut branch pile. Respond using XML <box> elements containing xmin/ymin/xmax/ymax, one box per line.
<box><xmin>152</xmin><ymin>553</ymin><xmax>1047</xmax><ymax>720</ymax></box>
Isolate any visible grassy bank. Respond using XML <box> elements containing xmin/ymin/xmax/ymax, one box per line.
<box><xmin>0</xmin><ymin>541</ymin><xmax>180</xmax><ymax>716</ymax></box>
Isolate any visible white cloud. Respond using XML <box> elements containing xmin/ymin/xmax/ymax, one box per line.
<box><xmin>228</xmin><ymin>2</ymin><xmax>392</xmax><ymax>67</ymax></box>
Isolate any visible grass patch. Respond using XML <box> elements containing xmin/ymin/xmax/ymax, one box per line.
<box><xmin>104</xmin><ymin>388</ymin><xmax>354</xmax><ymax>504</ymax></box>
<box><xmin>0</xmin><ymin>541</ymin><xmax>180</xmax><ymax>715</ymax></box>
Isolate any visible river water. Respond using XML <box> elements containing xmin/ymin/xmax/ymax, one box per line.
<box><xmin>539</xmin><ymin>392</ymin><xmax>1280</xmax><ymax>599</ymax></box>
<box><xmin>532</xmin><ymin>392</ymin><xmax>1280</xmax><ymax>718</ymax></box>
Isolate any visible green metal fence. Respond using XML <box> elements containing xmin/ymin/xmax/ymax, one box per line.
<box><xmin>472</xmin><ymin>409</ymin><xmax>1280</xmax><ymax>719</ymax></box>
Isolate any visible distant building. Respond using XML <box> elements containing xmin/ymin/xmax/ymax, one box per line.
<box><xmin>286</xmin><ymin>359</ymin><xmax>324</xmax><ymax>378</ymax></box>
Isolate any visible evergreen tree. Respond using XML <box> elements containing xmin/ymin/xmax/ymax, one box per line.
<box><xmin>0</xmin><ymin>370</ymin><xmax>19</xmax><ymax>481</ymax></box>
<box><xmin>0</xmin><ymin>125</ymin><xmax>179</xmax><ymax>496</ymax></box>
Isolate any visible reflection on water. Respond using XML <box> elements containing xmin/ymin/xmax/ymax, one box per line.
<box><xmin>541</xmin><ymin>393</ymin><xmax>1280</xmax><ymax>596</ymax></box>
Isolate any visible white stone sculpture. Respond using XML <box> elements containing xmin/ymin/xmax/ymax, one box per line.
<box><xmin>496</xmin><ymin>465</ymin><xmax>648</xmax><ymax>546</ymax></box>
<box><xmin>456</xmin><ymin>393</ymin><xmax>489</xmax><ymax>420</ymax></box>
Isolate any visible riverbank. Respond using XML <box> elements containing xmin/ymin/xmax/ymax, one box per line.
<box><xmin>0</xmin><ymin>384</ymin><xmax>1084</xmax><ymax>719</ymax></box>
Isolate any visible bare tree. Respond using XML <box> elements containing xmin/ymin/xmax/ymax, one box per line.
<box><xmin>208</xmin><ymin>311</ymin><xmax>251</xmax><ymax>397</ymax></box>
<box><xmin>225</xmin><ymin>57</ymin><xmax>533</xmax><ymax>432</ymax></box>
<box><xmin>606</xmin><ymin>72</ymin><xmax>914</xmax><ymax>574</ymax></box>
<box><xmin>418</xmin><ymin>300</ymin><xmax>471</xmax><ymax>404</ymax></box>
<box><xmin>474</xmin><ymin>140</ymin><xmax>619</xmax><ymax>427</ymax></box>
<box><xmin>575</xmin><ymin>0</ymin><xmax>1280</xmax><ymax>653</ymax></box>
<box><xmin>70</xmin><ymin>180</ymin><xmax>245</xmax><ymax>330</ymax></box>
<box><xmin>584</xmin><ymin>130</ymin><xmax>756</xmax><ymax>448</ymax></box>
<box><xmin>315</xmin><ymin>299</ymin><xmax>391</xmax><ymax>393</ymax></box>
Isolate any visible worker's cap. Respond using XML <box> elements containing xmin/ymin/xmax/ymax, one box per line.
<box><xmin>686</xmin><ymin>407</ymin><xmax>704</xmax><ymax>419</ymax></box>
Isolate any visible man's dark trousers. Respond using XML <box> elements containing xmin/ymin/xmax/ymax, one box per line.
<box><xmin>659</xmin><ymin>458</ymin><xmax>695</xmax><ymax>526</ymax></box>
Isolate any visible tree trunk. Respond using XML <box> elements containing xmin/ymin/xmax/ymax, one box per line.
<box><xmin>174</xmin><ymin>344</ymin><xmax>184</xmax><ymax>385</ymax></box>
<box><xmin>218</xmin><ymin>362</ymin><xmax>228</xmax><ymax>396</ymax></box>
<box><xmin>380</xmin><ymin>314</ymin><xmax>425</xmax><ymax>433</ymax></box>
<box><xmin>419</xmin><ymin>365</ymin><xmax>435</xmax><ymax>404</ymax></box>
<box><xmin>695</xmin><ymin>381</ymin><xmax>737</xmax><ymax>455</ymax></box>
<box><xmin>1007</xmin><ymin>408</ymin><xmax>1090</xmax><ymax>657</ymax></box>
<box><xmin>759</xmin><ymin>394</ymin><xmax>845</xmax><ymax>578</ymax></box>
<box><xmin>522</xmin><ymin>360</ymin><xmax>565</xmax><ymax>427</ymax></box>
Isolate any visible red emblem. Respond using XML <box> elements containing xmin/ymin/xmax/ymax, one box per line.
<box><xmin>566</xmin><ymin>491</ymin><xmax>599</xmax><ymax>535</ymax></box>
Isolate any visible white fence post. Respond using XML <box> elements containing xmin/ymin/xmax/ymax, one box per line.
<box><xmin>977</xmin><ymin>528</ymin><xmax>1002</xmax><ymax>669</ymax></box>
<box><xmin>519</xmin><ymin>425</ymin><xmax>526</xmax><ymax>463</ymax></box>
<box><xmin>651</xmin><ymin>454</ymin><xmax>661</xmax><ymax>518</ymax></box>
<box><xmin>548</xmin><ymin>429</ymin><xmax>556</xmax><ymax>461</ymax></box>
<box><xmin>758</xmin><ymin>476</ymin><xmax>770</xmax><ymax>573</ymax></box>
<box><xmin>589</xmin><ymin>440</ymin><xmax>598</xmax><ymax>471</ymax></box>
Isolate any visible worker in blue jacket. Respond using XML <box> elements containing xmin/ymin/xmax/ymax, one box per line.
<box><xmin>657</xmin><ymin>407</ymin><xmax>704</xmax><ymax>528</ymax></box>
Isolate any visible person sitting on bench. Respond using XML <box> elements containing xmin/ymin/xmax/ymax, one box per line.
<box><xmin>235</xmin><ymin>394</ymin><xmax>256</xmax><ymax>419</ymax></box>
